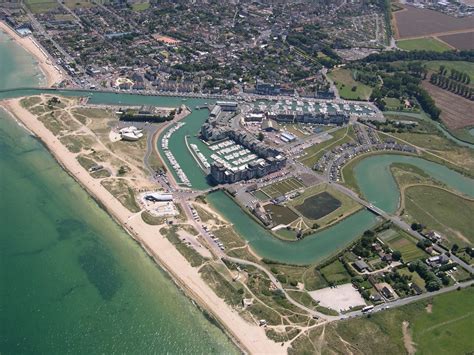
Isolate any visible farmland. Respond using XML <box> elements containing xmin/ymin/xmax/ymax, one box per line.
<box><xmin>396</xmin><ymin>37</ymin><xmax>452</xmax><ymax>52</ymax></box>
<box><xmin>328</xmin><ymin>69</ymin><xmax>372</xmax><ymax>100</ymax></box>
<box><xmin>423</xmin><ymin>61</ymin><xmax>474</xmax><ymax>80</ymax></box>
<box><xmin>289</xmin><ymin>287</ymin><xmax>474</xmax><ymax>355</ymax></box>
<box><xmin>393</xmin><ymin>5</ymin><xmax>474</xmax><ymax>39</ymax></box>
<box><xmin>403</xmin><ymin>185</ymin><xmax>474</xmax><ymax>247</ymax></box>
<box><xmin>438</xmin><ymin>31</ymin><xmax>474</xmax><ymax>50</ymax></box>
<box><xmin>421</xmin><ymin>80</ymin><xmax>474</xmax><ymax>130</ymax></box>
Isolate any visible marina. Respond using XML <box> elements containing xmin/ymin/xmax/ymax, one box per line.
<box><xmin>161</xmin><ymin>122</ymin><xmax>191</xmax><ymax>186</ymax></box>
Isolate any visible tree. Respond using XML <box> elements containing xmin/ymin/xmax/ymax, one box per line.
<box><xmin>392</xmin><ymin>250</ymin><xmax>402</xmax><ymax>261</ymax></box>
<box><xmin>257</xmin><ymin>132</ymin><xmax>264</xmax><ymax>141</ymax></box>
<box><xmin>451</xmin><ymin>244</ymin><xmax>459</xmax><ymax>253</ymax></box>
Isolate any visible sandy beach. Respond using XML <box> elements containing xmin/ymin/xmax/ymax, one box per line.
<box><xmin>0</xmin><ymin>21</ymin><xmax>63</xmax><ymax>87</ymax></box>
<box><xmin>1</xmin><ymin>97</ymin><xmax>285</xmax><ymax>354</ymax></box>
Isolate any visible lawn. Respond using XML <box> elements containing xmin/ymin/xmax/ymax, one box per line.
<box><xmin>261</xmin><ymin>177</ymin><xmax>305</xmax><ymax>198</ymax></box>
<box><xmin>383</xmin><ymin>232</ymin><xmax>427</xmax><ymax>262</ymax></box>
<box><xmin>397</xmin><ymin>37</ymin><xmax>452</xmax><ymax>52</ymax></box>
<box><xmin>131</xmin><ymin>2</ymin><xmax>150</xmax><ymax>11</ymax></box>
<box><xmin>328</xmin><ymin>68</ymin><xmax>372</xmax><ymax>100</ymax></box>
<box><xmin>320</xmin><ymin>260</ymin><xmax>351</xmax><ymax>285</ymax></box>
<box><xmin>289</xmin><ymin>287</ymin><xmax>474</xmax><ymax>354</ymax></box>
<box><xmin>404</xmin><ymin>185</ymin><xmax>474</xmax><ymax>247</ymax></box>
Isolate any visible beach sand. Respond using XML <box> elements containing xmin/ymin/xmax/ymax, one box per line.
<box><xmin>0</xmin><ymin>21</ymin><xmax>63</xmax><ymax>87</ymax></box>
<box><xmin>1</xmin><ymin>98</ymin><xmax>286</xmax><ymax>354</ymax></box>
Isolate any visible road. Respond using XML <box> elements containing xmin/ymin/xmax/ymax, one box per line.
<box><xmin>331</xmin><ymin>182</ymin><xmax>474</xmax><ymax>274</ymax></box>
<box><xmin>340</xmin><ymin>279</ymin><xmax>474</xmax><ymax>320</ymax></box>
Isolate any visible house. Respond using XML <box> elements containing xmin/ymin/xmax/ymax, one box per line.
<box><xmin>426</xmin><ymin>254</ymin><xmax>450</xmax><ymax>267</ymax></box>
<box><xmin>382</xmin><ymin>253</ymin><xmax>393</xmax><ymax>263</ymax></box>
<box><xmin>381</xmin><ymin>286</ymin><xmax>394</xmax><ymax>299</ymax></box>
<box><xmin>353</xmin><ymin>260</ymin><xmax>369</xmax><ymax>272</ymax></box>
<box><xmin>410</xmin><ymin>283</ymin><xmax>423</xmax><ymax>295</ymax></box>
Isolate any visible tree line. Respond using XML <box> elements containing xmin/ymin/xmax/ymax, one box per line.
<box><xmin>430</xmin><ymin>73</ymin><xmax>474</xmax><ymax>100</ymax></box>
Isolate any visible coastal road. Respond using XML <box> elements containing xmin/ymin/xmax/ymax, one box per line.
<box><xmin>339</xmin><ymin>279</ymin><xmax>474</xmax><ymax>320</ymax></box>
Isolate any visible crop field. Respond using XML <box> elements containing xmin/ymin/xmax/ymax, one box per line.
<box><xmin>393</xmin><ymin>5</ymin><xmax>474</xmax><ymax>39</ymax></box>
<box><xmin>404</xmin><ymin>185</ymin><xmax>474</xmax><ymax>247</ymax></box>
<box><xmin>294</xmin><ymin>192</ymin><xmax>341</xmax><ymax>221</ymax></box>
<box><xmin>289</xmin><ymin>287</ymin><xmax>474</xmax><ymax>355</ymax></box>
<box><xmin>382</xmin><ymin>232</ymin><xmax>427</xmax><ymax>262</ymax></box>
<box><xmin>328</xmin><ymin>69</ymin><xmax>372</xmax><ymax>100</ymax></box>
<box><xmin>396</xmin><ymin>37</ymin><xmax>452</xmax><ymax>52</ymax></box>
<box><xmin>25</xmin><ymin>0</ymin><xmax>58</xmax><ymax>13</ymax></box>
<box><xmin>264</xmin><ymin>204</ymin><xmax>300</xmax><ymax>226</ymax></box>
<box><xmin>260</xmin><ymin>177</ymin><xmax>305</xmax><ymax>198</ymax></box>
<box><xmin>438</xmin><ymin>32</ymin><xmax>474</xmax><ymax>50</ymax></box>
<box><xmin>421</xmin><ymin>80</ymin><xmax>474</xmax><ymax>130</ymax></box>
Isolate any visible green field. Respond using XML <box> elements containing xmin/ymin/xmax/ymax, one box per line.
<box><xmin>131</xmin><ymin>2</ymin><xmax>150</xmax><ymax>11</ymax></box>
<box><xmin>25</xmin><ymin>0</ymin><xmax>58</xmax><ymax>13</ymax></box>
<box><xmin>294</xmin><ymin>191</ymin><xmax>341</xmax><ymax>221</ymax></box>
<box><xmin>328</xmin><ymin>69</ymin><xmax>373</xmax><ymax>100</ymax></box>
<box><xmin>404</xmin><ymin>185</ymin><xmax>474</xmax><ymax>247</ymax></box>
<box><xmin>290</xmin><ymin>287</ymin><xmax>474</xmax><ymax>354</ymax></box>
<box><xmin>423</xmin><ymin>60</ymin><xmax>474</xmax><ymax>80</ymax></box>
<box><xmin>397</xmin><ymin>37</ymin><xmax>452</xmax><ymax>53</ymax></box>
<box><xmin>260</xmin><ymin>177</ymin><xmax>305</xmax><ymax>198</ymax></box>
<box><xmin>320</xmin><ymin>260</ymin><xmax>351</xmax><ymax>285</ymax></box>
<box><xmin>450</xmin><ymin>127</ymin><xmax>474</xmax><ymax>145</ymax></box>
<box><xmin>264</xmin><ymin>204</ymin><xmax>300</xmax><ymax>225</ymax></box>
<box><xmin>382</xmin><ymin>231</ymin><xmax>427</xmax><ymax>262</ymax></box>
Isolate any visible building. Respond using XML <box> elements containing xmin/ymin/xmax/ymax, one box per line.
<box><xmin>353</xmin><ymin>260</ymin><xmax>369</xmax><ymax>272</ymax></box>
<box><xmin>144</xmin><ymin>193</ymin><xmax>173</xmax><ymax>202</ymax></box>
<box><xmin>280</xmin><ymin>132</ymin><xmax>296</xmax><ymax>143</ymax></box>
<box><xmin>215</xmin><ymin>101</ymin><xmax>238</xmax><ymax>112</ymax></box>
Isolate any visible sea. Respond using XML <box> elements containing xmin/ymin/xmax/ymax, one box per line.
<box><xmin>0</xmin><ymin>30</ymin><xmax>238</xmax><ymax>354</ymax></box>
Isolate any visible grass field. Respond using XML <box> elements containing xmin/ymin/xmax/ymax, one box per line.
<box><xmin>320</xmin><ymin>260</ymin><xmax>352</xmax><ymax>285</ymax></box>
<box><xmin>260</xmin><ymin>177</ymin><xmax>305</xmax><ymax>198</ymax></box>
<box><xmin>382</xmin><ymin>231</ymin><xmax>427</xmax><ymax>262</ymax></box>
<box><xmin>397</xmin><ymin>37</ymin><xmax>451</xmax><ymax>52</ymax></box>
<box><xmin>423</xmin><ymin>60</ymin><xmax>474</xmax><ymax>80</ymax></box>
<box><xmin>131</xmin><ymin>2</ymin><xmax>150</xmax><ymax>11</ymax></box>
<box><xmin>404</xmin><ymin>185</ymin><xmax>474</xmax><ymax>247</ymax></box>
<box><xmin>328</xmin><ymin>69</ymin><xmax>372</xmax><ymax>100</ymax></box>
<box><xmin>290</xmin><ymin>287</ymin><xmax>474</xmax><ymax>354</ymax></box>
<box><xmin>25</xmin><ymin>0</ymin><xmax>58</xmax><ymax>13</ymax></box>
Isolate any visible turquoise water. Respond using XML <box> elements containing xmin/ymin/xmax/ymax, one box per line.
<box><xmin>353</xmin><ymin>154</ymin><xmax>474</xmax><ymax>214</ymax></box>
<box><xmin>0</xmin><ymin>31</ymin><xmax>45</xmax><ymax>89</ymax></box>
<box><xmin>206</xmin><ymin>154</ymin><xmax>474</xmax><ymax>265</ymax></box>
<box><xmin>0</xmin><ymin>30</ymin><xmax>238</xmax><ymax>354</ymax></box>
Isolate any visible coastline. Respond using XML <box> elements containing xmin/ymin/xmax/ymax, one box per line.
<box><xmin>0</xmin><ymin>21</ymin><xmax>63</xmax><ymax>87</ymax></box>
<box><xmin>0</xmin><ymin>98</ymin><xmax>285</xmax><ymax>355</ymax></box>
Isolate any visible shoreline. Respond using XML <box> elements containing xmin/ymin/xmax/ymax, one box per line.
<box><xmin>1</xmin><ymin>98</ymin><xmax>286</xmax><ymax>355</ymax></box>
<box><xmin>0</xmin><ymin>21</ymin><xmax>63</xmax><ymax>87</ymax></box>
